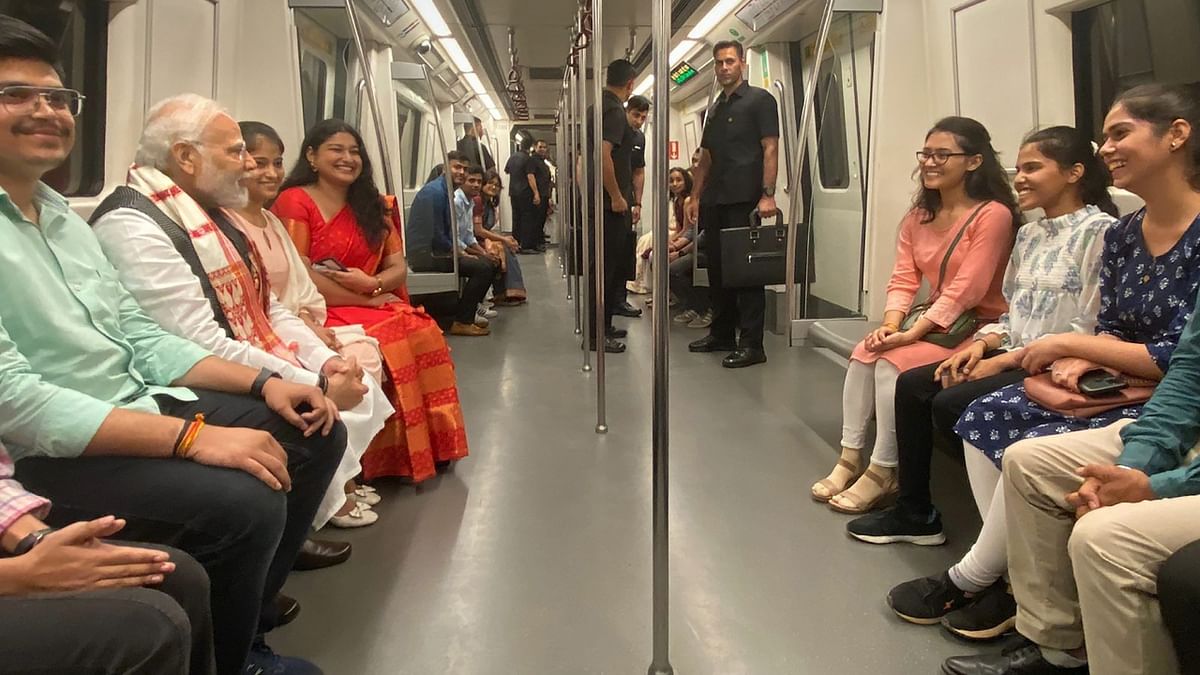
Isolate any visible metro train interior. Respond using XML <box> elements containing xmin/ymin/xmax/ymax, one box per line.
<box><xmin>3</xmin><ymin>0</ymin><xmax>1200</xmax><ymax>673</ymax></box>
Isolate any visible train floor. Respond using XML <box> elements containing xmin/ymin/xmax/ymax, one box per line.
<box><xmin>274</xmin><ymin>251</ymin><xmax>994</xmax><ymax>674</ymax></box>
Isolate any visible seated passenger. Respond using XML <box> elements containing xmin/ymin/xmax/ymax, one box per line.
<box><xmin>0</xmin><ymin>19</ymin><xmax>344</xmax><ymax>674</ymax></box>
<box><xmin>811</xmin><ymin>117</ymin><xmax>1019</xmax><ymax>514</ymax></box>
<box><xmin>629</xmin><ymin>166</ymin><xmax>688</xmax><ymax>296</ymax></box>
<box><xmin>669</xmin><ymin>227</ymin><xmax>712</xmax><ymax>329</ymax></box>
<box><xmin>454</xmin><ymin>164</ymin><xmax>504</xmax><ymax>323</ymax></box>
<box><xmin>403</xmin><ymin>150</ymin><xmax>497</xmax><ymax>336</ymax></box>
<box><xmin>0</xmin><ymin>441</ymin><xmax>215</xmax><ymax>675</ymax></box>
<box><xmin>846</xmin><ymin>126</ymin><xmax>1118</xmax><ymax>551</ymax></box>
<box><xmin>473</xmin><ymin>169</ymin><xmax>527</xmax><ymax>305</ymax></box>
<box><xmin>90</xmin><ymin>104</ymin><xmax>390</xmax><ymax>530</ymax></box>
<box><xmin>889</xmin><ymin>83</ymin><xmax>1200</xmax><ymax>648</ymax></box>
<box><xmin>1159</xmin><ymin>538</ymin><xmax>1200</xmax><ymax>673</ymax></box>
<box><xmin>272</xmin><ymin>119</ymin><xmax>470</xmax><ymax>482</ymax></box>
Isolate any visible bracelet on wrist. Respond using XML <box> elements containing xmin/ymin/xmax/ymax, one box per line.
<box><xmin>173</xmin><ymin>413</ymin><xmax>205</xmax><ymax>459</ymax></box>
<box><xmin>370</xmin><ymin>276</ymin><xmax>384</xmax><ymax>297</ymax></box>
<box><xmin>881</xmin><ymin>322</ymin><xmax>900</xmax><ymax>331</ymax></box>
<box><xmin>317</xmin><ymin>373</ymin><xmax>329</xmax><ymax>394</ymax></box>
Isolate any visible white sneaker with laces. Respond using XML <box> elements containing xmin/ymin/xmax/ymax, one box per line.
<box><xmin>673</xmin><ymin>310</ymin><xmax>699</xmax><ymax>324</ymax></box>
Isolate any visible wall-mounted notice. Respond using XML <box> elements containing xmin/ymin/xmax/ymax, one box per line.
<box><xmin>735</xmin><ymin>0</ymin><xmax>803</xmax><ymax>33</ymax></box>
<box><xmin>362</xmin><ymin>0</ymin><xmax>410</xmax><ymax>27</ymax></box>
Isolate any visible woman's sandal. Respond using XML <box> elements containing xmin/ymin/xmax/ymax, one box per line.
<box><xmin>811</xmin><ymin>456</ymin><xmax>862</xmax><ymax>503</ymax></box>
<box><xmin>828</xmin><ymin>468</ymin><xmax>898</xmax><ymax>514</ymax></box>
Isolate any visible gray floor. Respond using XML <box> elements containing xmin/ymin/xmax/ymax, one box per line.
<box><xmin>274</xmin><ymin>254</ymin><xmax>992</xmax><ymax>674</ymax></box>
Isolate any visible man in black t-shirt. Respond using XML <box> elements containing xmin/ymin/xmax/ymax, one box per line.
<box><xmin>684</xmin><ymin>41</ymin><xmax>780</xmax><ymax>368</ymax></box>
<box><xmin>456</xmin><ymin>116</ymin><xmax>496</xmax><ymax>171</ymax></box>
<box><xmin>583</xmin><ymin>59</ymin><xmax>638</xmax><ymax>353</ymax></box>
<box><xmin>523</xmin><ymin>139</ymin><xmax>553</xmax><ymax>252</ymax></box>
<box><xmin>505</xmin><ymin>137</ymin><xmax>536</xmax><ymax>251</ymax></box>
<box><xmin>613</xmin><ymin>94</ymin><xmax>650</xmax><ymax>318</ymax></box>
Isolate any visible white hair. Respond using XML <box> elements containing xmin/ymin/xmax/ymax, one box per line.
<box><xmin>134</xmin><ymin>94</ymin><xmax>230</xmax><ymax>170</ymax></box>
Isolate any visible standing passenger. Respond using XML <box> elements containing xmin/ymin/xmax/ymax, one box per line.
<box><xmin>685</xmin><ymin>40</ymin><xmax>780</xmax><ymax>368</ymax></box>
<box><xmin>456</xmin><ymin>116</ymin><xmax>495</xmax><ymax>171</ymax></box>
<box><xmin>585</xmin><ymin>58</ymin><xmax>639</xmax><ymax>353</ymax></box>
<box><xmin>506</xmin><ymin>136</ymin><xmax>535</xmax><ymax>252</ymax></box>
<box><xmin>614</xmin><ymin>95</ymin><xmax>650</xmax><ymax>318</ymax></box>
<box><xmin>524</xmin><ymin>139</ymin><xmax>553</xmax><ymax>253</ymax></box>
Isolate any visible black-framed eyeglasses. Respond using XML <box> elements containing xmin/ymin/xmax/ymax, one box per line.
<box><xmin>916</xmin><ymin>150</ymin><xmax>976</xmax><ymax>166</ymax></box>
<box><xmin>0</xmin><ymin>85</ymin><xmax>85</xmax><ymax>117</ymax></box>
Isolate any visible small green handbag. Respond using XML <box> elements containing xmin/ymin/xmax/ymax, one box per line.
<box><xmin>899</xmin><ymin>202</ymin><xmax>989</xmax><ymax>348</ymax></box>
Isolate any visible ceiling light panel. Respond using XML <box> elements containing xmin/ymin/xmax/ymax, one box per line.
<box><xmin>669</xmin><ymin>40</ymin><xmax>698</xmax><ymax>65</ymax></box>
<box><xmin>411</xmin><ymin>0</ymin><xmax>451</xmax><ymax>37</ymax></box>
<box><xmin>688</xmin><ymin>0</ymin><xmax>743</xmax><ymax>39</ymax></box>
<box><xmin>440</xmin><ymin>38</ymin><xmax>474</xmax><ymax>73</ymax></box>
<box><xmin>464</xmin><ymin>72</ymin><xmax>486</xmax><ymax>95</ymax></box>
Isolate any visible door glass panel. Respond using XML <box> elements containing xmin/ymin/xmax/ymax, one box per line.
<box><xmin>293</xmin><ymin>8</ymin><xmax>352</xmax><ymax>131</ymax></box>
<box><xmin>814</xmin><ymin>56</ymin><xmax>850</xmax><ymax>190</ymax></box>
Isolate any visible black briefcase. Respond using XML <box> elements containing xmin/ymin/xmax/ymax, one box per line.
<box><xmin>718</xmin><ymin>210</ymin><xmax>814</xmax><ymax>288</ymax></box>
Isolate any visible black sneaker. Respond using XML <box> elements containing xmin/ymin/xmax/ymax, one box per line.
<box><xmin>942</xmin><ymin>582</ymin><xmax>1017</xmax><ymax>641</ymax></box>
<box><xmin>941</xmin><ymin>636</ymin><xmax>1087</xmax><ymax>674</ymax></box>
<box><xmin>888</xmin><ymin>571</ymin><xmax>974</xmax><ymax>625</ymax></box>
<box><xmin>846</xmin><ymin>506</ymin><xmax>946</xmax><ymax>546</ymax></box>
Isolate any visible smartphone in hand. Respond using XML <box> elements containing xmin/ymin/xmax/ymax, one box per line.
<box><xmin>313</xmin><ymin>257</ymin><xmax>348</xmax><ymax>273</ymax></box>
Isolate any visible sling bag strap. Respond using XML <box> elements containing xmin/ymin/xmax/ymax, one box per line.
<box><xmin>89</xmin><ymin>186</ymin><xmax>236</xmax><ymax>338</ymax></box>
<box><xmin>933</xmin><ymin>201</ymin><xmax>990</xmax><ymax>294</ymax></box>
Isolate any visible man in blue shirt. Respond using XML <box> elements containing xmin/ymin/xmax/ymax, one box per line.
<box><xmin>943</xmin><ymin>288</ymin><xmax>1200</xmax><ymax>674</ymax></box>
<box><xmin>406</xmin><ymin>151</ymin><xmax>495</xmax><ymax>335</ymax></box>
<box><xmin>0</xmin><ymin>17</ymin><xmax>344</xmax><ymax>675</ymax></box>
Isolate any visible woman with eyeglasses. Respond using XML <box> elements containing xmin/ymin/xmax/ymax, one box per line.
<box><xmin>811</xmin><ymin>116</ymin><xmax>1020</xmax><ymax>514</ymax></box>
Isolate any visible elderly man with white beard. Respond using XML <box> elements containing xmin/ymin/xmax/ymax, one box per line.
<box><xmin>90</xmin><ymin>95</ymin><xmax>394</xmax><ymax>673</ymax></box>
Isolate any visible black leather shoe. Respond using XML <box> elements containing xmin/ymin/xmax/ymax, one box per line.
<box><xmin>722</xmin><ymin>348</ymin><xmax>767</xmax><ymax>368</ymax></box>
<box><xmin>271</xmin><ymin>593</ymin><xmax>301</xmax><ymax>627</ymax></box>
<box><xmin>614</xmin><ymin>302</ymin><xmax>643</xmax><ymax>318</ymax></box>
<box><xmin>607</xmin><ymin>326</ymin><xmax>628</xmax><ymax>339</ymax></box>
<box><xmin>941</xmin><ymin>637</ymin><xmax>1088</xmax><ymax>674</ymax></box>
<box><xmin>688</xmin><ymin>335</ymin><xmax>737</xmax><ymax>352</ymax></box>
<box><xmin>292</xmin><ymin>538</ymin><xmax>352</xmax><ymax>571</ymax></box>
<box><xmin>587</xmin><ymin>337</ymin><xmax>626</xmax><ymax>353</ymax></box>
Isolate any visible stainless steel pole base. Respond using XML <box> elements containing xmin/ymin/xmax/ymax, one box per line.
<box><xmin>583</xmin><ymin>364</ymin><xmax>592</xmax><ymax>372</ymax></box>
<box><xmin>574</xmin><ymin>328</ymin><xmax>582</xmax><ymax>335</ymax></box>
<box><xmin>595</xmin><ymin>424</ymin><xmax>608</xmax><ymax>434</ymax></box>
<box><xmin>648</xmin><ymin>666</ymin><xmax>675</xmax><ymax>675</ymax></box>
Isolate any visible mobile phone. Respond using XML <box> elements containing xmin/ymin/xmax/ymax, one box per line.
<box><xmin>313</xmin><ymin>257</ymin><xmax>347</xmax><ymax>273</ymax></box>
<box><xmin>1078</xmin><ymin>370</ymin><xmax>1128</xmax><ymax>398</ymax></box>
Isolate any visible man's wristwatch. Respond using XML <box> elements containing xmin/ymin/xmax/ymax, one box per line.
<box><xmin>250</xmin><ymin>368</ymin><xmax>283</xmax><ymax>399</ymax></box>
<box><xmin>13</xmin><ymin>527</ymin><xmax>55</xmax><ymax>556</ymax></box>
<box><xmin>761</xmin><ymin>186</ymin><xmax>776</xmax><ymax>198</ymax></box>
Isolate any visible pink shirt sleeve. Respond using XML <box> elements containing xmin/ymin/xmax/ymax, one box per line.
<box><xmin>884</xmin><ymin>211</ymin><xmax>923</xmax><ymax>314</ymax></box>
<box><xmin>924</xmin><ymin>203</ymin><xmax>1014</xmax><ymax>328</ymax></box>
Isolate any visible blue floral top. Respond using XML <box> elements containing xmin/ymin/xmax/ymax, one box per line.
<box><xmin>955</xmin><ymin>209</ymin><xmax>1200</xmax><ymax>464</ymax></box>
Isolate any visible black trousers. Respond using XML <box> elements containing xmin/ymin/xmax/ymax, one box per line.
<box><xmin>1159</xmin><ymin>538</ymin><xmax>1200</xmax><ymax>674</ymax></box>
<box><xmin>587</xmin><ymin>208</ymin><xmax>630</xmax><ymax>333</ymax></box>
<box><xmin>0</xmin><ymin>544</ymin><xmax>214</xmax><ymax>675</ymax></box>
<box><xmin>703</xmin><ymin>202</ymin><xmax>766</xmax><ymax>349</ymax></box>
<box><xmin>894</xmin><ymin>357</ymin><xmax>1028</xmax><ymax>515</ymax></box>
<box><xmin>668</xmin><ymin>251</ymin><xmax>710</xmax><ymax>313</ymax></box>
<box><xmin>16</xmin><ymin>390</ymin><xmax>345</xmax><ymax>675</ymax></box>
<box><xmin>513</xmin><ymin>194</ymin><xmax>541</xmax><ymax>250</ymax></box>
<box><xmin>412</xmin><ymin>251</ymin><xmax>498</xmax><ymax>324</ymax></box>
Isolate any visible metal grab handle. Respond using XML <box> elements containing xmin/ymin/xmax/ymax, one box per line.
<box><xmin>784</xmin><ymin>0</ymin><xmax>837</xmax><ymax>342</ymax></box>
<box><xmin>345</xmin><ymin>0</ymin><xmax>395</xmax><ymax>194</ymax></box>
<box><xmin>772</xmin><ymin>79</ymin><xmax>793</xmax><ymax>194</ymax></box>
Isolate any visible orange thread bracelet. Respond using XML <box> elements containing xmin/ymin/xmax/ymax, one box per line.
<box><xmin>174</xmin><ymin>413</ymin><xmax>206</xmax><ymax>458</ymax></box>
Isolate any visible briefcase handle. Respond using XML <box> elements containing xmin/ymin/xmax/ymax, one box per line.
<box><xmin>749</xmin><ymin>208</ymin><xmax>782</xmax><ymax>229</ymax></box>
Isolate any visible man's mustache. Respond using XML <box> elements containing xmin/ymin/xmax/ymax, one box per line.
<box><xmin>13</xmin><ymin>121</ymin><xmax>69</xmax><ymax>137</ymax></box>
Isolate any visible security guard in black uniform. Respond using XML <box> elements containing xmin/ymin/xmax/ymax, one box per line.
<box><xmin>685</xmin><ymin>40</ymin><xmax>780</xmax><ymax>368</ymax></box>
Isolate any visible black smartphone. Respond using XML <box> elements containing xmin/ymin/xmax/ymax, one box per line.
<box><xmin>313</xmin><ymin>257</ymin><xmax>347</xmax><ymax>273</ymax></box>
<box><xmin>1078</xmin><ymin>370</ymin><xmax>1127</xmax><ymax>398</ymax></box>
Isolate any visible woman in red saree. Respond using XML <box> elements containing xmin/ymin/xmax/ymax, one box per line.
<box><xmin>272</xmin><ymin>119</ymin><xmax>468</xmax><ymax>482</ymax></box>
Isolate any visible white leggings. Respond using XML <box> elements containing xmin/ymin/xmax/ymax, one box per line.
<box><xmin>840</xmin><ymin>359</ymin><xmax>900</xmax><ymax>468</ymax></box>
<box><xmin>948</xmin><ymin>442</ymin><xmax>1007</xmax><ymax>593</ymax></box>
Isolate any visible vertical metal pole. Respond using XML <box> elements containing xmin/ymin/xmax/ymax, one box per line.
<box><xmin>344</xmin><ymin>0</ymin><xmax>395</xmax><ymax>194</ymax></box>
<box><xmin>571</xmin><ymin>59</ymin><xmax>584</xmax><ymax>336</ymax></box>
<box><xmin>579</xmin><ymin>14</ymin><xmax>592</xmax><ymax>373</ymax></box>
<box><xmin>647</xmin><ymin>0</ymin><xmax>672</xmax><ymax>672</ymax></box>
<box><xmin>784</xmin><ymin>0</ymin><xmax>836</xmax><ymax>344</ymax></box>
<box><xmin>592</xmin><ymin>0</ymin><xmax>607</xmax><ymax>433</ymax></box>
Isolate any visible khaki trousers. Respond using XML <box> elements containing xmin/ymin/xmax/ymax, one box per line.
<box><xmin>1003</xmin><ymin>419</ymin><xmax>1199</xmax><ymax>675</ymax></box>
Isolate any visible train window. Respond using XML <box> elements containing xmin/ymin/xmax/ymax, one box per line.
<box><xmin>814</xmin><ymin>56</ymin><xmax>850</xmax><ymax>190</ymax></box>
<box><xmin>396</xmin><ymin>98</ymin><xmax>423</xmax><ymax>189</ymax></box>
<box><xmin>1072</xmin><ymin>0</ymin><xmax>1200</xmax><ymax>140</ymax></box>
<box><xmin>2</xmin><ymin>0</ymin><xmax>107</xmax><ymax>196</ymax></box>
<box><xmin>300</xmin><ymin>50</ymin><xmax>330</xmax><ymax>132</ymax></box>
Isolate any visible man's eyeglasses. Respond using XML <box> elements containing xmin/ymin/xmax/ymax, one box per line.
<box><xmin>0</xmin><ymin>86</ymin><xmax>85</xmax><ymax>117</ymax></box>
<box><xmin>189</xmin><ymin>140</ymin><xmax>248</xmax><ymax>161</ymax></box>
<box><xmin>916</xmin><ymin>150</ymin><xmax>973</xmax><ymax>166</ymax></box>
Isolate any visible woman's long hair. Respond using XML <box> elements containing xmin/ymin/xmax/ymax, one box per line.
<box><xmin>1114</xmin><ymin>82</ymin><xmax>1200</xmax><ymax>190</ymax></box>
<box><xmin>279</xmin><ymin>119</ymin><xmax>387</xmax><ymax>248</ymax></box>
<box><xmin>669</xmin><ymin>167</ymin><xmax>693</xmax><ymax>227</ymax></box>
<box><xmin>914</xmin><ymin>116</ymin><xmax>1021</xmax><ymax>226</ymax></box>
<box><xmin>1023</xmin><ymin>126</ymin><xmax>1119</xmax><ymax>217</ymax></box>
<box><xmin>482</xmin><ymin>169</ymin><xmax>503</xmax><ymax>208</ymax></box>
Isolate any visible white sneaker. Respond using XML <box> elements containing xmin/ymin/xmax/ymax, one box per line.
<box><xmin>673</xmin><ymin>310</ymin><xmax>699</xmax><ymax>324</ymax></box>
<box><xmin>478</xmin><ymin>306</ymin><xmax>499</xmax><ymax>319</ymax></box>
<box><xmin>329</xmin><ymin>503</ymin><xmax>379</xmax><ymax>528</ymax></box>
<box><xmin>688</xmin><ymin>310</ymin><xmax>713</xmax><ymax>329</ymax></box>
<box><xmin>474</xmin><ymin>314</ymin><xmax>490</xmax><ymax>328</ymax></box>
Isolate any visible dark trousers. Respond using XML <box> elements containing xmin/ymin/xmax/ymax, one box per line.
<box><xmin>512</xmin><ymin>194</ymin><xmax>541</xmax><ymax>250</ymax></box>
<box><xmin>587</xmin><ymin>209</ymin><xmax>630</xmax><ymax>333</ymax></box>
<box><xmin>16</xmin><ymin>390</ymin><xmax>345</xmax><ymax>675</ymax></box>
<box><xmin>1159</xmin><ymin>538</ymin><xmax>1200</xmax><ymax>674</ymax></box>
<box><xmin>412</xmin><ymin>251</ymin><xmax>497</xmax><ymax>324</ymax></box>
<box><xmin>0</xmin><ymin>544</ymin><xmax>214</xmax><ymax>675</ymax></box>
<box><xmin>668</xmin><ymin>251</ymin><xmax>710</xmax><ymax>313</ymax></box>
<box><xmin>703</xmin><ymin>202</ymin><xmax>766</xmax><ymax>349</ymax></box>
<box><xmin>893</xmin><ymin>357</ymin><xmax>1028</xmax><ymax>515</ymax></box>
<box><xmin>616</xmin><ymin>225</ymin><xmax>636</xmax><ymax>305</ymax></box>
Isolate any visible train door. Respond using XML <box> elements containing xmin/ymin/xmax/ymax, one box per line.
<box><xmin>796</xmin><ymin>12</ymin><xmax>876</xmax><ymax>320</ymax></box>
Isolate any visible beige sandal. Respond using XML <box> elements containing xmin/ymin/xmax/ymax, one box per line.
<box><xmin>811</xmin><ymin>456</ymin><xmax>862</xmax><ymax>503</ymax></box>
<box><xmin>828</xmin><ymin>467</ymin><xmax>898</xmax><ymax>514</ymax></box>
